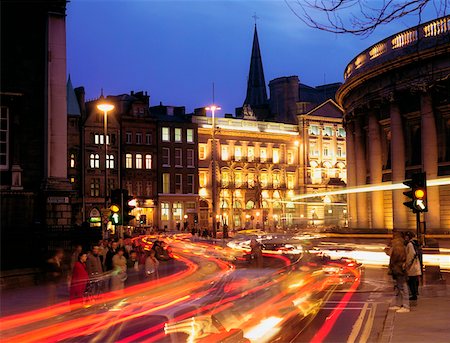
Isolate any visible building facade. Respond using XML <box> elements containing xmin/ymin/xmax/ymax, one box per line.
<box><xmin>336</xmin><ymin>16</ymin><xmax>450</xmax><ymax>231</ymax></box>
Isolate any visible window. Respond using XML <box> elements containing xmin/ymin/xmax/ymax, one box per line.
<box><xmin>260</xmin><ymin>148</ymin><xmax>267</xmax><ymax>162</ymax></box>
<box><xmin>235</xmin><ymin>172</ymin><xmax>243</xmax><ymax>187</ymax></box>
<box><xmin>187</xmin><ymin>174</ymin><xmax>194</xmax><ymax>193</ymax></box>
<box><xmin>126</xmin><ymin>153</ymin><xmax>133</xmax><ymax>168</ymax></box>
<box><xmin>145</xmin><ymin>181</ymin><xmax>152</xmax><ymax>197</ymax></box>
<box><xmin>174</xmin><ymin>148</ymin><xmax>182</xmax><ymax>167</ymax></box>
<box><xmin>323</xmin><ymin>146</ymin><xmax>329</xmax><ymax>157</ymax></box>
<box><xmin>162</xmin><ymin>173</ymin><xmax>170</xmax><ymax>193</ymax></box>
<box><xmin>106</xmin><ymin>154</ymin><xmax>115</xmax><ymax>169</ymax></box>
<box><xmin>186</xmin><ymin>129</ymin><xmax>194</xmax><ymax>143</ymax></box>
<box><xmin>175</xmin><ymin>174</ymin><xmax>182</xmax><ymax>193</ymax></box>
<box><xmin>94</xmin><ymin>133</ymin><xmax>100</xmax><ymax>145</ymax></box>
<box><xmin>323</xmin><ymin>126</ymin><xmax>333</xmax><ymax>137</ymax></box>
<box><xmin>161</xmin><ymin>202</ymin><xmax>169</xmax><ymax>221</ymax></box>
<box><xmin>126</xmin><ymin>181</ymin><xmax>133</xmax><ymax>194</ymax></box>
<box><xmin>145</xmin><ymin>154</ymin><xmax>152</xmax><ymax>169</ymax></box>
<box><xmin>187</xmin><ymin>149</ymin><xmax>194</xmax><ymax>167</ymax></box>
<box><xmin>221</xmin><ymin>171</ymin><xmax>230</xmax><ymax>187</ymax></box>
<box><xmin>287</xmin><ymin>173</ymin><xmax>294</xmax><ymax>189</ymax></box>
<box><xmin>70</xmin><ymin>154</ymin><xmax>76</xmax><ymax>168</ymax></box>
<box><xmin>146</xmin><ymin>133</ymin><xmax>152</xmax><ymax>145</ymax></box>
<box><xmin>162</xmin><ymin>127</ymin><xmax>170</xmax><ymax>141</ymax></box>
<box><xmin>337</xmin><ymin>146</ymin><xmax>346</xmax><ymax>157</ymax></box>
<box><xmin>136</xmin><ymin>181</ymin><xmax>143</xmax><ymax>195</ymax></box>
<box><xmin>309</xmin><ymin>125</ymin><xmax>319</xmax><ymax>135</ymax></box>
<box><xmin>309</xmin><ymin>144</ymin><xmax>319</xmax><ymax>156</ymax></box>
<box><xmin>162</xmin><ymin>148</ymin><xmax>170</xmax><ymax>166</ymax></box>
<box><xmin>186</xmin><ymin>201</ymin><xmax>196</xmax><ymax>209</ymax></box>
<box><xmin>337</xmin><ymin>128</ymin><xmax>346</xmax><ymax>138</ymax></box>
<box><xmin>273</xmin><ymin>173</ymin><xmax>280</xmax><ymax>188</ymax></box>
<box><xmin>287</xmin><ymin>150</ymin><xmax>294</xmax><ymax>164</ymax></box>
<box><xmin>70</xmin><ymin>177</ymin><xmax>75</xmax><ymax>183</ymax></box>
<box><xmin>221</xmin><ymin>145</ymin><xmax>229</xmax><ymax>161</ymax></box>
<box><xmin>247</xmin><ymin>147</ymin><xmax>254</xmax><ymax>162</ymax></box>
<box><xmin>173</xmin><ymin>202</ymin><xmax>182</xmax><ymax>221</ymax></box>
<box><xmin>199</xmin><ymin>144</ymin><xmax>207</xmax><ymax>160</ymax></box>
<box><xmin>0</xmin><ymin>107</ymin><xmax>8</xmax><ymax>169</ymax></box>
<box><xmin>199</xmin><ymin>171</ymin><xmax>207</xmax><ymax>188</ymax></box>
<box><xmin>108</xmin><ymin>179</ymin><xmax>115</xmax><ymax>194</ymax></box>
<box><xmin>273</xmin><ymin>148</ymin><xmax>280</xmax><ymax>163</ymax></box>
<box><xmin>247</xmin><ymin>172</ymin><xmax>254</xmax><ymax>188</ymax></box>
<box><xmin>90</xmin><ymin>178</ymin><xmax>100</xmax><ymax>197</ymax></box>
<box><xmin>90</xmin><ymin>154</ymin><xmax>100</xmax><ymax>169</ymax></box>
<box><xmin>260</xmin><ymin>173</ymin><xmax>268</xmax><ymax>187</ymax></box>
<box><xmin>126</xmin><ymin>132</ymin><xmax>132</xmax><ymax>144</ymax></box>
<box><xmin>234</xmin><ymin>146</ymin><xmax>242</xmax><ymax>161</ymax></box>
<box><xmin>175</xmin><ymin>128</ymin><xmax>182</xmax><ymax>142</ymax></box>
<box><xmin>136</xmin><ymin>133</ymin><xmax>142</xmax><ymax>144</ymax></box>
<box><xmin>136</xmin><ymin>154</ymin><xmax>142</xmax><ymax>169</ymax></box>
<box><xmin>106</xmin><ymin>134</ymin><xmax>110</xmax><ymax>145</ymax></box>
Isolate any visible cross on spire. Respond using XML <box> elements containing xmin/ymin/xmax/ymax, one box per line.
<box><xmin>252</xmin><ymin>12</ymin><xmax>259</xmax><ymax>26</ymax></box>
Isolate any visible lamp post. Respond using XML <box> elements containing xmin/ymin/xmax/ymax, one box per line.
<box><xmin>97</xmin><ymin>97</ymin><xmax>115</xmax><ymax>239</ymax></box>
<box><xmin>206</xmin><ymin>105</ymin><xmax>221</xmax><ymax>238</ymax></box>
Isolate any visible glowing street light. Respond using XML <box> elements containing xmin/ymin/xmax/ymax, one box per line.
<box><xmin>97</xmin><ymin>95</ymin><xmax>114</xmax><ymax>239</ymax></box>
<box><xmin>206</xmin><ymin>104</ymin><xmax>221</xmax><ymax>238</ymax></box>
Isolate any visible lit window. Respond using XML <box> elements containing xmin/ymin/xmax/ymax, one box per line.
<box><xmin>247</xmin><ymin>147</ymin><xmax>254</xmax><ymax>162</ymax></box>
<box><xmin>273</xmin><ymin>148</ymin><xmax>279</xmax><ymax>163</ymax></box>
<box><xmin>273</xmin><ymin>173</ymin><xmax>280</xmax><ymax>188</ymax></box>
<box><xmin>323</xmin><ymin>126</ymin><xmax>333</xmax><ymax>137</ymax></box>
<box><xmin>310</xmin><ymin>144</ymin><xmax>319</xmax><ymax>156</ymax></box>
<box><xmin>187</xmin><ymin>174</ymin><xmax>194</xmax><ymax>193</ymax></box>
<box><xmin>187</xmin><ymin>149</ymin><xmax>194</xmax><ymax>167</ymax></box>
<box><xmin>175</xmin><ymin>174</ymin><xmax>182</xmax><ymax>193</ymax></box>
<box><xmin>323</xmin><ymin>147</ymin><xmax>329</xmax><ymax>157</ymax></box>
<box><xmin>186</xmin><ymin>129</ymin><xmax>194</xmax><ymax>143</ymax></box>
<box><xmin>90</xmin><ymin>154</ymin><xmax>100</xmax><ymax>169</ymax></box>
<box><xmin>235</xmin><ymin>172</ymin><xmax>242</xmax><ymax>187</ymax></box>
<box><xmin>221</xmin><ymin>171</ymin><xmax>230</xmax><ymax>187</ymax></box>
<box><xmin>309</xmin><ymin>125</ymin><xmax>319</xmax><ymax>135</ymax></box>
<box><xmin>199</xmin><ymin>144</ymin><xmax>207</xmax><ymax>160</ymax></box>
<box><xmin>221</xmin><ymin>145</ymin><xmax>229</xmax><ymax>161</ymax></box>
<box><xmin>136</xmin><ymin>133</ymin><xmax>142</xmax><ymax>144</ymax></box>
<box><xmin>199</xmin><ymin>171</ymin><xmax>207</xmax><ymax>188</ymax></box>
<box><xmin>106</xmin><ymin>154</ymin><xmax>115</xmax><ymax>169</ymax></box>
<box><xmin>126</xmin><ymin>154</ymin><xmax>133</xmax><ymax>168</ymax></box>
<box><xmin>234</xmin><ymin>146</ymin><xmax>242</xmax><ymax>161</ymax></box>
<box><xmin>136</xmin><ymin>154</ymin><xmax>142</xmax><ymax>169</ymax></box>
<box><xmin>287</xmin><ymin>150</ymin><xmax>294</xmax><ymax>164</ymax></box>
<box><xmin>175</xmin><ymin>148</ymin><xmax>182</xmax><ymax>166</ymax></box>
<box><xmin>162</xmin><ymin>148</ymin><xmax>170</xmax><ymax>166</ymax></box>
<box><xmin>260</xmin><ymin>148</ymin><xmax>267</xmax><ymax>162</ymax></box>
<box><xmin>146</xmin><ymin>133</ymin><xmax>152</xmax><ymax>145</ymax></box>
<box><xmin>145</xmin><ymin>154</ymin><xmax>152</xmax><ymax>169</ymax></box>
<box><xmin>94</xmin><ymin>133</ymin><xmax>100</xmax><ymax>144</ymax></box>
<box><xmin>260</xmin><ymin>173</ymin><xmax>268</xmax><ymax>187</ymax></box>
<box><xmin>173</xmin><ymin>202</ymin><xmax>182</xmax><ymax>221</ymax></box>
<box><xmin>337</xmin><ymin>128</ymin><xmax>346</xmax><ymax>138</ymax></box>
<box><xmin>175</xmin><ymin>128</ymin><xmax>182</xmax><ymax>142</ymax></box>
<box><xmin>70</xmin><ymin>154</ymin><xmax>76</xmax><ymax>168</ymax></box>
<box><xmin>161</xmin><ymin>202</ymin><xmax>169</xmax><ymax>220</ymax></box>
<box><xmin>90</xmin><ymin>178</ymin><xmax>100</xmax><ymax>196</ymax></box>
<box><xmin>162</xmin><ymin>173</ymin><xmax>170</xmax><ymax>193</ymax></box>
<box><xmin>247</xmin><ymin>172</ymin><xmax>254</xmax><ymax>188</ymax></box>
<box><xmin>0</xmin><ymin>107</ymin><xmax>8</xmax><ymax>169</ymax></box>
<box><xmin>287</xmin><ymin>173</ymin><xmax>294</xmax><ymax>189</ymax></box>
<box><xmin>99</xmin><ymin>134</ymin><xmax>104</xmax><ymax>145</ymax></box>
<box><xmin>70</xmin><ymin>177</ymin><xmax>75</xmax><ymax>183</ymax></box>
<box><xmin>162</xmin><ymin>127</ymin><xmax>170</xmax><ymax>141</ymax></box>
<box><xmin>126</xmin><ymin>132</ymin><xmax>132</xmax><ymax>144</ymax></box>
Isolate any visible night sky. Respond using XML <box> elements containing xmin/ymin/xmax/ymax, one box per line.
<box><xmin>66</xmin><ymin>0</ymin><xmax>441</xmax><ymax>115</ymax></box>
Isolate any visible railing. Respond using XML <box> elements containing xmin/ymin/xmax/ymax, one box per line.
<box><xmin>344</xmin><ymin>16</ymin><xmax>450</xmax><ymax>80</ymax></box>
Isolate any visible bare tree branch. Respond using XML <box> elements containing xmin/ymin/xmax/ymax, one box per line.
<box><xmin>284</xmin><ymin>0</ymin><xmax>447</xmax><ymax>36</ymax></box>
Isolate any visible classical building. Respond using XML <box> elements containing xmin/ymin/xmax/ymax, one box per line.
<box><xmin>1</xmin><ymin>1</ymin><xmax>72</xmax><ymax>269</ymax></box>
<box><xmin>336</xmin><ymin>16</ymin><xmax>450</xmax><ymax>231</ymax></box>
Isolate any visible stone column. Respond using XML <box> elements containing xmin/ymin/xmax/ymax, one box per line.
<box><xmin>390</xmin><ymin>101</ymin><xmax>408</xmax><ymax>229</ymax></box>
<box><xmin>354</xmin><ymin>117</ymin><xmax>369</xmax><ymax>228</ymax></box>
<box><xmin>421</xmin><ymin>91</ymin><xmax>440</xmax><ymax>229</ymax></box>
<box><xmin>368</xmin><ymin>110</ymin><xmax>384</xmax><ymax>228</ymax></box>
<box><xmin>345</xmin><ymin>120</ymin><xmax>358</xmax><ymax>228</ymax></box>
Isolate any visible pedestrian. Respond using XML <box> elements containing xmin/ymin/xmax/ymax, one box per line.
<box><xmin>45</xmin><ymin>248</ymin><xmax>65</xmax><ymax>305</ymax></box>
<box><xmin>69</xmin><ymin>251</ymin><xmax>89</xmax><ymax>304</ymax></box>
<box><xmin>126</xmin><ymin>250</ymin><xmax>141</xmax><ymax>286</ymax></box>
<box><xmin>144</xmin><ymin>249</ymin><xmax>159</xmax><ymax>280</ymax></box>
<box><xmin>70</xmin><ymin>244</ymin><xmax>83</xmax><ymax>270</ymax></box>
<box><xmin>105</xmin><ymin>241</ymin><xmax>118</xmax><ymax>271</ymax></box>
<box><xmin>387</xmin><ymin>231</ymin><xmax>410</xmax><ymax>313</ymax></box>
<box><xmin>111</xmin><ymin>248</ymin><xmax>127</xmax><ymax>292</ymax></box>
<box><xmin>249</xmin><ymin>239</ymin><xmax>263</xmax><ymax>268</ymax></box>
<box><xmin>404</xmin><ymin>231</ymin><xmax>421</xmax><ymax>300</ymax></box>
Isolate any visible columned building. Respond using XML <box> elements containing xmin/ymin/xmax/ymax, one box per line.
<box><xmin>336</xmin><ymin>16</ymin><xmax>450</xmax><ymax>231</ymax></box>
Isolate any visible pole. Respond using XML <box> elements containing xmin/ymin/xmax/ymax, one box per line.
<box><xmin>211</xmin><ymin>106</ymin><xmax>217</xmax><ymax>238</ymax></box>
<box><xmin>104</xmin><ymin>109</ymin><xmax>108</xmax><ymax>239</ymax></box>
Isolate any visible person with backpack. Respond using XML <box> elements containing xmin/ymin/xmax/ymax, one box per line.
<box><xmin>405</xmin><ymin>231</ymin><xmax>422</xmax><ymax>300</ymax></box>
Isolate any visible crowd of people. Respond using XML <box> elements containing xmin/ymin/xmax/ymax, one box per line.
<box><xmin>44</xmin><ymin>238</ymin><xmax>173</xmax><ymax>305</ymax></box>
<box><xmin>386</xmin><ymin>231</ymin><xmax>422</xmax><ymax>313</ymax></box>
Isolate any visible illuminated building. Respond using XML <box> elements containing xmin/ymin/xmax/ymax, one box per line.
<box><xmin>337</xmin><ymin>16</ymin><xmax>450</xmax><ymax>230</ymax></box>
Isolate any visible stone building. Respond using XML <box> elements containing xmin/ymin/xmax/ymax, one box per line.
<box><xmin>336</xmin><ymin>16</ymin><xmax>450</xmax><ymax>231</ymax></box>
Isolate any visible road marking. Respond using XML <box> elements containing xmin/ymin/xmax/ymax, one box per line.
<box><xmin>347</xmin><ymin>302</ymin><xmax>369</xmax><ymax>343</ymax></box>
<box><xmin>360</xmin><ymin>302</ymin><xmax>377</xmax><ymax>343</ymax></box>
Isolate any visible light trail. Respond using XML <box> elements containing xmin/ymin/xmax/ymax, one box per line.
<box><xmin>292</xmin><ymin>177</ymin><xmax>450</xmax><ymax>200</ymax></box>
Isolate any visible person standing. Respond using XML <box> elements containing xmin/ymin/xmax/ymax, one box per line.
<box><xmin>69</xmin><ymin>252</ymin><xmax>89</xmax><ymax>304</ymax></box>
<box><xmin>249</xmin><ymin>239</ymin><xmax>263</xmax><ymax>268</ymax></box>
<box><xmin>105</xmin><ymin>241</ymin><xmax>118</xmax><ymax>271</ymax></box>
<box><xmin>405</xmin><ymin>232</ymin><xmax>421</xmax><ymax>301</ymax></box>
<box><xmin>45</xmin><ymin>248</ymin><xmax>64</xmax><ymax>305</ymax></box>
<box><xmin>388</xmin><ymin>231</ymin><xmax>410</xmax><ymax>313</ymax></box>
<box><xmin>111</xmin><ymin>248</ymin><xmax>127</xmax><ymax>291</ymax></box>
<box><xmin>144</xmin><ymin>250</ymin><xmax>159</xmax><ymax>280</ymax></box>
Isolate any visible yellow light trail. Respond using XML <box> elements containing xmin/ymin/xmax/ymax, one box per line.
<box><xmin>292</xmin><ymin>177</ymin><xmax>450</xmax><ymax>200</ymax></box>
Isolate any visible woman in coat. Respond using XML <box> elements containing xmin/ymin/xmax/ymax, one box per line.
<box><xmin>388</xmin><ymin>232</ymin><xmax>410</xmax><ymax>312</ymax></box>
<box><xmin>111</xmin><ymin>248</ymin><xmax>127</xmax><ymax>291</ymax></box>
<box><xmin>70</xmin><ymin>252</ymin><xmax>89</xmax><ymax>304</ymax></box>
<box><xmin>405</xmin><ymin>232</ymin><xmax>422</xmax><ymax>300</ymax></box>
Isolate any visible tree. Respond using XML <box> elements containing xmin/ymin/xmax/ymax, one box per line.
<box><xmin>284</xmin><ymin>0</ymin><xmax>447</xmax><ymax>36</ymax></box>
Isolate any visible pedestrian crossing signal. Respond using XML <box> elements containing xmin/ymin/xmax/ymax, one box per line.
<box><xmin>403</xmin><ymin>172</ymin><xmax>427</xmax><ymax>213</ymax></box>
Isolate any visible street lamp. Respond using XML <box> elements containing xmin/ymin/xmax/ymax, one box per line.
<box><xmin>97</xmin><ymin>97</ymin><xmax>115</xmax><ymax>239</ymax></box>
<box><xmin>206</xmin><ymin>105</ymin><xmax>221</xmax><ymax>238</ymax></box>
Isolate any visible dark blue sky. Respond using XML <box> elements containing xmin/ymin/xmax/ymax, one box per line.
<box><xmin>67</xmin><ymin>1</ymin><xmax>440</xmax><ymax>115</ymax></box>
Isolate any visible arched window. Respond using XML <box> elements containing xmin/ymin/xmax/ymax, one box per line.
<box><xmin>233</xmin><ymin>200</ymin><xmax>242</xmax><ymax>209</ymax></box>
<box><xmin>70</xmin><ymin>154</ymin><xmax>75</xmax><ymax>168</ymax></box>
<box><xmin>221</xmin><ymin>200</ymin><xmax>229</xmax><ymax>209</ymax></box>
<box><xmin>246</xmin><ymin>200</ymin><xmax>255</xmax><ymax>209</ymax></box>
<box><xmin>136</xmin><ymin>154</ymin><xmax>142</xmax><ymax>169</ymax></box>
<box><xmin>262</xmin><ymin>200</ymin><xmax>269</xmax><ymax>208</ymax></box>
<box><xmin>145</xmin><ymin>154</ymin><xmax>152</xmax><ymax>169</ymax></box>
<box><xmin>106</xmin><ymin>154</ymin><xmax>114</xmax><ymax>169</ymax></box>
<box><xmin>126</xmin><ymin>154</ymin><xmax>133</xmax><ymax>168</ymax></box>
<box><xmin>90</xmin><ymin>154</ymin><xmax>100</xmax><ymax>169</ymax></box>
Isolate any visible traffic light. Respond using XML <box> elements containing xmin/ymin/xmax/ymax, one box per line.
<box><xmin>123</xmin><ymin>189</ymin><xmax>136</xmax><ymax>225</ymax></box>
<box><xmin>403</xmin><ymin>172</ymin><xmax>427</xmax><ymax>213</ymax></box>
<box><xmin>109</xmin><ymin>189</ymin><xmax>122</xmax><ymax>225</ymax></box>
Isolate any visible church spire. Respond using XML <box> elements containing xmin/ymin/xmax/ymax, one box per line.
<box><xmin>243</xmin><ymin>24</ymin><xmax>268</xmax><ymax>107</ymax></box>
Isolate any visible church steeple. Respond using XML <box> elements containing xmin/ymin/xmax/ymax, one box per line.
<box><xmin>244</xmin><ymin>24</ymin><xmax>268</xmax><ymax>107</ymax></box>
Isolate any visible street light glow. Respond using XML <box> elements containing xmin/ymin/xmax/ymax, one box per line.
<box><xmin>97</xmin><ymin>103</ymin><xmax>115</xmax><ymax>112</ymax></box>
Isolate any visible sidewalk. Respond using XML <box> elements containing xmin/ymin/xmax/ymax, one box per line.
<box><xmin>379</xmin><ymin>273</ymin><xmax>450</xmax><ymax>343</ymax></box>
